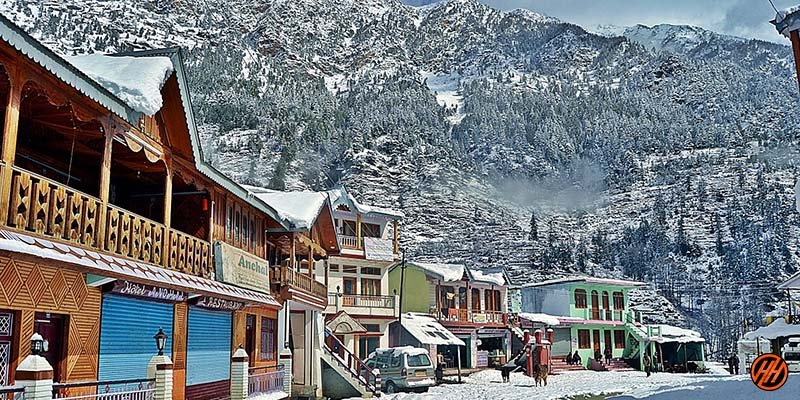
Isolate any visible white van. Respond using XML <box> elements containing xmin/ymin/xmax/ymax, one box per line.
<box><xmin>782</xmin><ymin>338</ymin><xmax>800</xmax><ymax>373</ymax></box>
<box><xmin>365</xmin><ymin>347</ymin><xmax>435</xmax><ymax>393</ymax></box>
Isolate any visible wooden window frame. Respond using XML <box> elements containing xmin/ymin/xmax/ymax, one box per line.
<box><xmin>613</xmin><ymin>292</ymin><xmax>625</xmax><ymax>310</ymax></box>
<box><xmin>574</xmin><ymin>289</ymin><xmax>587</xmax><ymax>309</ymax></box>
<box><xmin>578</xmin><ymin>329</ymin><xmax>591</xmax><ymax>349</ymax></box>
<box><xmin>614</xmin><ymin>330</ymin><xmax>626</xmax><ymax>349</ymax></box>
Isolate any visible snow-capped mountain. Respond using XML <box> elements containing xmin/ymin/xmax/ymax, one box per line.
<box><xmin>2</xmin><ymin>0</ymin><xmax>799</xmax><ymax>355</ymax></box>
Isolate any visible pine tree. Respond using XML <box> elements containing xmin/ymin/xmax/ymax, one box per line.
<box><xmin>529</xmin><ymin>211</ymin><xmax>538</xmax><ymax>241</ymax></box>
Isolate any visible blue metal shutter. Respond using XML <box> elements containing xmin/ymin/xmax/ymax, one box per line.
<box><xmin>186</xmin><ymin>306</ymin><xmax>232</xmax><ymax>385</ymax></box>
<box><xmin>98</xmin><ymin>295</ymin><xmax>174</xmax><ymax>381</ymax></box>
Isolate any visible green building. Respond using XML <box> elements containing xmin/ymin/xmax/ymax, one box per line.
<box><xmin>511</xmin><ymin>277</ymin><xmax>705</xmax><ymax>372</ymax></box>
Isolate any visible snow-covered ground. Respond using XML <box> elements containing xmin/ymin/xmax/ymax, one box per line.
<box><xmin>352</xmin><ymin>366</ymin><xmax>798</xmax><ymax>400</ymax></box>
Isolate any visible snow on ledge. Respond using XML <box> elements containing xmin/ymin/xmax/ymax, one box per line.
<box><xmin>66</xmin><ymin>54</ymin><xmax>174</xmax><ymax>116</ymax></box>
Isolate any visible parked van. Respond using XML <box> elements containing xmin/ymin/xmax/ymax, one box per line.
<box><xmin>365</xmin><ymin>347</ymin><xmax>435</xmax><ymax>393</ymax></box>
<box><xmin>782</xmin><ymin>338</ymin><xmax>800</xmax><ymax>373</ymax></box>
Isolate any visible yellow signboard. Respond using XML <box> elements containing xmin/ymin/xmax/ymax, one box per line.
<box><xmin>214</xmin><ymin>241</ymin><xmax>271</xmax><ymax>294</ymax></box>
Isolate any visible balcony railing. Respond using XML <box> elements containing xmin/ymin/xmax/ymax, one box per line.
<box><xmin>339</xmin><ymin>235</ymin><xmax>361</xmax><ymax>250</ymax></box>
<box><xmin>341</xmin><ymin>294</ymin><xmax>395</xmax><ymax>308</ymax></box>
<box><xmin>52</xmin><ymin>378</ymin><xmax>155</xmax><ymax>400</ymax></box>
<box><xmin>432</xmin><ymin>308</ymin><xmax>507</xmax><ymax>325</ymax></box>
<box><xmin>271</xmin><ymin>265</ymin><xmax>327</xmax><ymax>299</ymax></box>
<box><xmin>4</xmin><ymin>166</ymin><xmax>212</xmax><ymax>278</ymax></box>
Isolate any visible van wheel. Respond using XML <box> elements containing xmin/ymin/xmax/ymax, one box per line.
<box><xmin>385</xmin><ymin>381</ymin><xmax>398</xmax><ymax>394</ymax></box>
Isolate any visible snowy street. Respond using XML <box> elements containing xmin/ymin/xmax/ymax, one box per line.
<box><xmin>354</xmin><ymin>367</ymin><xmax>799</xmax><ymax>400</ymax></box>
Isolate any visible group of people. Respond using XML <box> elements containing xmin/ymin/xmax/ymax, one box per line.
<box><xmin>565</xmin><ymin>347</ymin><xmax>614</xmax><ymax>366</ymax></box>
<box><xmin>565</xmin><ymin>350</ymin><xmax>582</xmax><ymax>365</ymax></box>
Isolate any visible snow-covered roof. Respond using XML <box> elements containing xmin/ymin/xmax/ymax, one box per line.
<box><xmin>246</xmin><ymin>186</ymin><xmax>329</xmax><ymax>231</ymax></box>
<box><xmin>515</xmin><ymin>276</ymin><xmax>645</xmax><ymax>289</ymax></box>
<box><xmin>411</xmin><ymin>262</ymin><xmax>466</xmax><ymax>282</ymax></box>
<box><xmin>744</xmin><ymin>318</ymin><xmax>800</xmax><ymax>340</ymax></box>
<box><xmin>327</xmin><ymin>186</ymin><xmax>404</xmax><ymax>219</ymax></box>
<box><xmin>778</xmin><ymin>270</ymin><xmax>800</xmax><ymax>290</ymax></box>
<box><xmin>400</xmin><ymin>313</ymin><xmax>465</xmax><ymax>346</ymax></box>
<box><xmin>66</xmin><ymin>54</ymin><xmax>174</xmax><ymax>116</ymax></box>
<box><xmin>651</xmin><ymin>324</ymin><xmax>705</xmax><ymax>344</ymax></box>
<box><xmin>774</xmin><ymin>5</ymin><xmax>800</xmax><ymax>37</ymax></box>
<box><xmin>371</xmin><ymin>346</ymin><xmax>429</xmax><ymax>358</ymax></box>
<box><xmin>470</xmin><ymin>269</ymin><xmax>506</xmax><ymax>286</ymax></box>
<box><xmin>518</xmin><ymin>313</ymin><xmax>560</xmax><ymax>326</ymax></box>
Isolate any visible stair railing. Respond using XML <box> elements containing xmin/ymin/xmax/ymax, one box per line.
<box><xmin>323</xmin><ymin>329</ymin><xmax>379</xmax><ymax>395</ymax></box>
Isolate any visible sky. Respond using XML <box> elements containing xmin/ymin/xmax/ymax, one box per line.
<box><xmin>406</xmin><ymin>0</ymin><xmax>799</xmax><ymax>43</ymax></box>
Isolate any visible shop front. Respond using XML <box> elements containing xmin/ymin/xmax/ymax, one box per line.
<box><xmin>185</xmin><ymin>297</ymin><xmax>241</xmax><ymax>400</ymax></box>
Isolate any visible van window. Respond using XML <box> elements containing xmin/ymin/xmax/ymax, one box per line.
<box><xmin>390</xmin><ymin>354</ymin><xmax>402</xmax><ymax>367</ymax></box>
<box><xmin>407</xmin><ymin>354</ymin><xmax>432</xmax><ymax>367</ymax></box>
<box><xmin>786</xmin><ymin>352</ymin><xmax>800</xmax><ymax>361</ymax></box>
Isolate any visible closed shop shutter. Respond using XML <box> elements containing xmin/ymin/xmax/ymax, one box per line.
<box><xmin>98</xmin><ymin>295</ymin><xmax>174</xmax><ymax>381</ymax></box>
<box><xmin>552</xmin><ymin>327</ymin><xmax>572</xmax><ymax>356</ymax></box>
<box><xmin>186</xmin><ymin>306</ymin><xmax>232</xmax><ymax>386</ymax></box>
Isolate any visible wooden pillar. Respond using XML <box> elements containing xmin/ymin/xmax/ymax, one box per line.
<box><xmin>163</xmin><ymin>164</ymin><xmax>173</xmax><ymax>228</ymax></box>
<box><xmin>96</xmin><ymin>121</ymin><xmax>114</xmax><ymax>246</ymax></box>
<box><xmin>791</xmin><ymin>30</ymin><xmax>800</xmax><ymax>90</ymax></box>
<box><xmin>393</xmin><ymin>220</ymin><xmax>399</xmax><ymax>255</ymax></box>
<box><xmin>0</xmin><ymin>73</ymin><xmax>21</xmax><ymax>225</ymax></box>
<box><xmin>291</xmin><ymin>233</ymin><xmax>297</xmax><ymax>270</ymax></box>
<box><xmin>308</xmin><ymin>244</ymin><xmax>313</xmax><ymax>277</ymax></box>
<box><xmin>356</xmin><ymin>214</ymin><xmax>362</xmax><ymax>249</ymax></box>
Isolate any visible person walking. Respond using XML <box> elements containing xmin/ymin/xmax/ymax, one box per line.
<box><xmin>643</xmin><ymin>353</ymin><xmax>652</xmax><ymax>377</ymax></box>
<box><xmin>732</xmin><ymin>354</ymin><xmax>740</xmax><ymax>375</ymax></box>
<box><xmin>727</xmin><ymin>354</ymin><xmax>734</xmax><ymax>374</ymax></box>
<box><xmin>604</xmin><ymin>347</ymin><xmax>613</xmax><ymax>365</ymax></box>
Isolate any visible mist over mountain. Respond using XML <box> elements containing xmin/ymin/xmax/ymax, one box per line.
<box><xmin>3</xmin><ymin>0</ymin><xmax>799</xmax><ymax>357</ymax></box>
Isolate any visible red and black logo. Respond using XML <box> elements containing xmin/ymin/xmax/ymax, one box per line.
<box><xmin>750</xmin><ymin>353</ymin><xmax>788</xmax><ymax>391</ymax></box>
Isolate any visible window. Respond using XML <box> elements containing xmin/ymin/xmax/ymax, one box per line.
<box><xmin>364</xmin><ymin>324</ymin><xmax>380</xmax><ymax>332</ymax></box>
<box><xmin>242</xmin><ymin>215</ymin><xmax>248</xmax><ymax>249</ymax></box>
<box><xmin>602</xmin><ymin>291</ymin><xmax>610</xmax><ymax>309</ymax></box>
<box><xmin>493</xmin><ymin>290</ymin><xmax>501</xmax><ymax>311</ymax></box>
<box><xmin>407</xmin><ymin>354</ymin><xmax>432</xmax><ymax>367</ymax></box>
<box><xmin>458</xmin><ymin>287</ymin><xmax>467</xmax><ymax>309</ymax></box>
<box><xmin>260</xmin><ymin>317</ymin><xmax>277</xmax><ymax>361</ymax></box>
<box><xmin>361</xmin><ymin>278</ymin><xmax>381</xmax><ymax>296</ymax></box>
<box><xmin>226</xmin><ymin>205</ymin><xmax>232</xmax><ymax>241</ymax></box>
<box><xmin>614</xmin><ymin>330</ymin><xmax>626</xmax><ymax>349</ymax></box>
<box><xmin>613</xmin><ymin>292</ymin><xmax>624</xmax><ymax>310</ymax></box>
<box><xmin>343</xmin><ymin>278</ymin><xmax>356</xmax><ymax>295</ymax></box>
<box><xmin>342</xmin><ymin>265</ymin><xmax>357</xmax><ymax>274</ymax></box>
<box><xmin>575</xmin><ymin>289</ymin><xmax>587</xmax><ymax>309</ymax></box>
<box><xmin>484</xmin><ymin>290</ymin><xmax>493</xmax><ymax>311</ymax></box>
<box><xmin>361</xmin><ymin>267</ymin><xmax>381</xmax><ymax>276</ymax></box>
<box><xmin>578</xmin><ymin>330</ymin><xmax>591</xmax><ymax>349</ymax></box>
<box><xmin>361</xmin><ymin>222</ymin><xmax>381</xmax><ymax>238</ymax></box>
<box><xmin>235</xmin><ymin>210</ymin><xmax>241</xmax><ymax>243</ymax></box>
<box><xmin>250</xmin><ymin>218</ymin><xmax>257</xmax><ymax>250</ymax></box>
<box><xmin>330</xmin><ymin>264</ymin><xmax>340</xmax><ymax>272</ymax></box>
<box><xmin>471</xmin><ymin>289</ymin><xmax>480</xmax><ymax>310</ymax></box>
<box><xmin>343</xmin><ymin>220</ymin><xmax>357</xmax><ymax>236</ymax></box>
<box><xmin>390</xmin><ymin>355</ymin><xmax>402</xmax><ymax>367</ymax></box>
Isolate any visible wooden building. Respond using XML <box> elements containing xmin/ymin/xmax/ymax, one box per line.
<box><xmin>0</xmin><ymin>14</ymin><xmax>332</xmax><ymax>400</ymax></box>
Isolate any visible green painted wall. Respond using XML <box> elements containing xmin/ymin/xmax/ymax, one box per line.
<box><xmin>388</xmin><ymin>265</ymin><xmax>431</xmax><ymax>314</ymax></box>
<box><xmin>570</xmin><ymin>324</ymin><xmax>632</xmax><ymax>368</ymax></box>
<box><xmin>565</xmin><ymin>283</ymin><xmax>632</xmax><ymax>320</ymax></box>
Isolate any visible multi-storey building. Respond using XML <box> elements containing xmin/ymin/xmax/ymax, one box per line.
<box><xmin>0</xmin><ymin>14</ymin><xmax>335</xmax><ymax>400</ymax></box>
<box><xmin>387</xmin><ymin>262</ymin><xmax>511</xmax><ymax>369</ymax></box>
<box><xmin>324</xmin><ymin>186</ymin><xmax>402</xmax><ymax>360</ymax></box>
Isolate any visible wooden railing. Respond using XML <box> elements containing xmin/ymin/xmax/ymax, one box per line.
<box><xmin>339</xmin><ymin>235</ymin><xmax>361</xmax><ymax>250</ymax></box>
<box><xmin>270</xmin><ymin>265</ymin><xmax>327</xmax><ymax>299</ymax></box>
<box><xmin>341</xmin><ymin>294</ymin><xmax>395</xmax><ymax>309</ymax></box>
<box><xmin>4</xmin><ymin>166</ymin><xmax>212</xmax><ymax>278</ymax></box>
<box><xmin>0</xmin><ymin>386</ymin><xmax>23</xmax><ymax>400</ymax></box>
<box><xmin>433</xmin><ymin>308</ymin><xmax>508</xmax><ymax>325</ymax></box>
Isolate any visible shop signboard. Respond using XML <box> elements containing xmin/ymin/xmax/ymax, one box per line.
<box><xmin>111</xmin><ymin>280</ymin><xmax>187</xmax><ymax>302</ymax></box>
<box><xmin>214</xmin><ymin>241</ymin><xmax>271</xmax><ymax>294</ymax></box>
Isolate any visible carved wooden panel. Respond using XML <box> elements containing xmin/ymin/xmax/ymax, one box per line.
<box><xmin>49</xmin><ymin>186</ymin><xmax>67</xmax><ymax>239</ymax></box>
<box><xmin>66</xmin><ymin>193</ymin><xmax>83</xmax><ymax>244</ymax></box>
<box><xmin>9</xmin><ymin>172</ymin><xmax>30</xmax><ymax>230</ymax></box>
<box><xmin>0</xmin><ymin>256</ymin><xmax>102</xmax><ymax>383</ymax></box>
<box><xmin>30</xmin><ymin>179</ymin><xmax>50</xmax><ymax>234</ymax></box>
<box><xmin>105</xmin><ymin>206</ymin><xmax>120</xmax><ymax>254</ymax></box>
<box><xmin>130</xmin><ymin>217</ymin><xmax>141</xmax><ymax>260</ymax></box>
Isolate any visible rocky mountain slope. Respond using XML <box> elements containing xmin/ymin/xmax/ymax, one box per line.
<box><xmin>2</xmin><ymin>0</ymin><xmax>799</xmax><ymax>356</ymax></box>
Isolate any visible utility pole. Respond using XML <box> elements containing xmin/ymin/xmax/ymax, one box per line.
<box><xmin>398</xmin><ymin>250</ymin><xmax>406</xmax><ymax>324</ymax></box>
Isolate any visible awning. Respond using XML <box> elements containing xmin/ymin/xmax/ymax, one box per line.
<box><xmin>401</xmin><ymin>312</ymin><xmax>465</xmax><ymax>346</ymax></box>
<box><xmin>0</xmin><ymin>229</ymin><xmax>279</xmax><ymax>307</ymax></box>
<box><xmin>744</xmin><ymin>318</ymin><xmax>800</xmax><ymax>340</ymax></box>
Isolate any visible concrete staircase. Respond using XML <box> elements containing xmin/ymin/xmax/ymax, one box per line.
<box><xmin>321</xmin><ymin>333</ymin><xmax>378</xmax><ymax>399</ymax></box>
<box><xmin>550</xmin><ymin>357</ymin><xmax>585</xmax><ymax>374</ymax></box>
<box><xmin>605</xmin><ymin>358</ymin><xmax>637</xmax><ymax>372</ymax></box>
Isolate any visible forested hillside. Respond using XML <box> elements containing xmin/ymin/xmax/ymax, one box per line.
<box><xmin>3</xmin><ymin>0</ymin><xmax>799</xmax><ymax>357</ymax></box>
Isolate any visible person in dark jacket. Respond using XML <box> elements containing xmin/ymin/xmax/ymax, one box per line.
<box><xmin>732</xmin><ymin>354</ymin><xmax>740</xmax><ymax>375</ymax></box>
<box><xmin>595</xmin><ymin>349</ymin><xmax>603</xmax><ymax>364</ymax></box>
<box><xmin>566</xmin><ymin>351</ymin><xmax>573</xmax><ymax>365</ymax></box>
<box><xmin>604</xmin><ymin>347</ymin><xmax>613</xmax><ymax>364</ymax></box>
<box><xmin>572</xmin><ymin>351</ymin><xmax>582</xmax><ymax>366</ymax></box>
